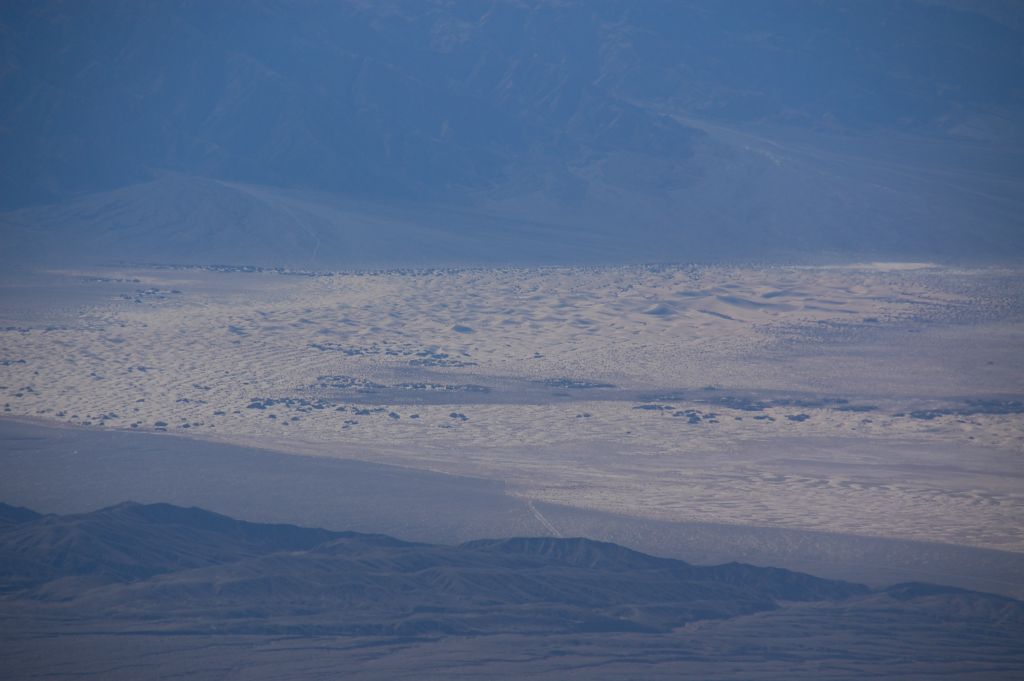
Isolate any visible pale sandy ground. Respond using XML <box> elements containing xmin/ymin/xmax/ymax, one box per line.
<box><xmin>1</xmin><ymin>264</ymin><xmax>1022</xmax><ymax>552</ymax></box>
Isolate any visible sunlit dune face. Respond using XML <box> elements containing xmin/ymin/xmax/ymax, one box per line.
<box><xmin>2</xmin><ymin>264</ymin><xmax>1022</xmax><ymax>552</ymax></box>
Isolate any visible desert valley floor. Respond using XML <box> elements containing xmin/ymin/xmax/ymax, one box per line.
<box><xmin>1</xmin><ymin>263</ymin><xmax>1022</xmax><ymax>594</ymax></box>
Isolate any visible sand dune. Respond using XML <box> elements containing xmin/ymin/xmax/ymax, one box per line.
<box><xmin>1</xmin><ymin>264</ymin><xmax>1022</xmax><ymax>552</ymax></box>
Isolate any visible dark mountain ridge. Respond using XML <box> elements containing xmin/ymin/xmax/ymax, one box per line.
<box><xmin>1</xmin><ymin>502</ymin><xmax>866</xmax><ymax>627</ymax></box>
<box><xmin>2</xmin><ymin>502</ymin><xmax>1022</xmax><ymax>678</ymax></box>
<box><xmin>2</xmin><ymin>501</ymin><xmax>1020</xmax><ymax>633</ymax></box>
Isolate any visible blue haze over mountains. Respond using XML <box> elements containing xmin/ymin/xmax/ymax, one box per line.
<box><xmin>1</xmin><ymin>0</ymin><xmax>1022</xmax><ymax>266</ymax></box>
<box><xmin>4</xmin><ymin>500</ymin><xmax>1024</xmax><ymax>680</ymax></box>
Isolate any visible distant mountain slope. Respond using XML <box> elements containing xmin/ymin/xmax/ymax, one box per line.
<box><xmin>1</xmin><ymin>0</ymin><xmax>1022</xmax><ymax>265</ymax></box>
<box><xmin>0</xmin><ymin>502</ymin><xmax>40</xmax><ymax>527</ymax></box>
<box><xmin>1</xmin><ymin>502</ymin><xmax>869</xmax><ymax>634</ymax></box>
<box><xmin>1</xmin><ymin>502</ymin><xmax>1022</xmax><ymax>678</ymax></box>
<box><xmin>0</xmin><ymin>501</ymin><xmax>346</xmax><ymax>592</ymax></box>
<box><xmin>0</xmin><ymin>174</ymin><xmax>627</xmax><ymax>267</ymax></box>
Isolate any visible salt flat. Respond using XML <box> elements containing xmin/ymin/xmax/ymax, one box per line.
<box><xmin>1</xmin><ymin>264</ymin><xmax>1022</xmax><ymax>554</ymax></box>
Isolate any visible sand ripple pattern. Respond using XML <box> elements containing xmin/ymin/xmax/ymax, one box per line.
<box><xmin>1</xmin><ymin>264</ymin><xmax>1022</xmax><ymax>552</ymax></box>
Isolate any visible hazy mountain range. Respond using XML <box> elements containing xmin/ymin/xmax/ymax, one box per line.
<box><xmin>2</xmin><ymin>0</ymin><xmax>1022</xmax><ymax>266</ymax></box>
<box><xmin>1</xmin><ymin>501</ymin><xmax>870</xmax><ymax>633</ymax></box>
<box><xmin>2</xmin><ymin>501</ymin><xmax>1022</xmax><ymax>679</ymax></box>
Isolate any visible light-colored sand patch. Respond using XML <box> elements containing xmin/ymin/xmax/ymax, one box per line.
<box><xmin>2</xmin><ymin>264</ymin><xmax>1022</xmax><ymax>551</ymax></box>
